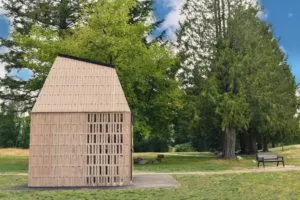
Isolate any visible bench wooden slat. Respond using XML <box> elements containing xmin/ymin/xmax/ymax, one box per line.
<box><xmin>256</xmin><ymin>152</ymin><xmax>284</xmax><ymax>168</ymax></box>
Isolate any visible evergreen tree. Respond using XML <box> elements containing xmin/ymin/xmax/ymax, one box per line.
<box><xmin>175</xmin><ymin>0</ymin><xmax>257</xmax><ymax>156</ymax></box>
<box><xmin>176</xmin><ymin>0</ymin><xmax>297</xmax><ymax>157</ymax></box>
<box><xmin>206</xmin><ymin>6</ymin><xmax>297</xmax><ymax>157</ymax></box>
<box><xmin>226</xmin><ymin>7</ymin><xmax>298</xmax><ymax>153</ymax></box>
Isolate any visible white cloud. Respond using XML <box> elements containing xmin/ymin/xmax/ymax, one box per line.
<box><xmin>0</xmin><ymin>8</ymin><xmax>4</xmax><ymax>15</ymax></box>
<box><xmin>257</xmin><ymin>10</ymin><xmax>269</xmax><ymax>20</ymax></box>
<box><xmin>0</xmin><ymin>46</ymin><xmax>8</xmax><ymax>54</ymax></box>
<box><xmin>153</xmin><ymin>0</ymin><xmax>261</xmax><ymax>42</ymax></box>
<box><xmin>0</xmin><ymin>46</ymin><xmax>8</xmax><ymax>78</ymax></box>
<box><xmin>155</xmin><ymin>0</ymin><xmax>185</xmax><ymax>41</ymax></box>
<box><xmin>0</xmin><ymin>0</ymin><xmax>5</xmax><ymax>15</ymax></box>
<box><xmin>288</xmin><ymin>12</ymin><xmax>294</xmax><ymax>18</ymax></box>
<box><xmin>280</xmin><ymin>46</ymin><xmax>287</xmax><ymax>54</ymax></box>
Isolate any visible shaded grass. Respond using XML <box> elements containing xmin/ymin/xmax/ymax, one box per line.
<box><xmin>1</xmin><ymin>171</ymin><xmax>300</xmax><ymax>199</ymax></box>
<box><xmin>133</xmin><ymin>155</ymin><xmax>256</xmax><ymax>172</ymax></box>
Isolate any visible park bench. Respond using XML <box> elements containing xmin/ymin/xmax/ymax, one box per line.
<box><xmin>256</xmin><ymin>152</ymin><xmax>284</xmax><ymax>168</ymax></box>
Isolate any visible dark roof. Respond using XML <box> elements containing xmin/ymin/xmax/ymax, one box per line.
<box><xmin>57</xmin><ymin>53</ymin><xmax>115</xmax><ymax>68</ymax></box>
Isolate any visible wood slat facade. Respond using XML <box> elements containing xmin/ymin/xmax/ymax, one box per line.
<box><xmin>28</xmin><ymin>55</ymin><xmax>132</xmax><ymax>187</ymax></box>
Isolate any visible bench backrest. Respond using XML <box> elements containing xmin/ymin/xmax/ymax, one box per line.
<box><xmin>256</xmin><ymin>153</ymin><xmax>278</xmax><ymax>160</ymax></box>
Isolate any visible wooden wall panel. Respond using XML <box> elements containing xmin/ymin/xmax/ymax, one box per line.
<box><xmin>29</xmin><ymin>112</ymin><xmax>132</xmax><ymax>187</ymax></box>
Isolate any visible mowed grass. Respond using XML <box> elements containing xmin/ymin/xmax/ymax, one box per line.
<box><xmin>0</xmin><ymin>172</ymin><xmax>300</xmax><ymax>199</ymax></box>
<box><xmin>1</xmin><ymin>145</ymin><xmax>300</xmax><ymax>173</ymax></box>
<box><xmin>0</xmin><ymin>156</ymin><xmax>28</xmax><ymax>173</ymax></box>
<box><xmin>133</xmin><ymin>145</ymin><xmax>300</xmax><ymax>172</ymax></box>
<box><xmin>134</xmin><ymin>153</ymin><xmax>255</xmax><ymax>172</ymax></box>
<box><xmin>0</xmin><ymin>148</ymin><xmax>28</xmax><ymax>173</ymax></box>
<box><xmin>1</xmin><ymin>147</ymin><xmax>300</xmax><ymax>199</ymax></box>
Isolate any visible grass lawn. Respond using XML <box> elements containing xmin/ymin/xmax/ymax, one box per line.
<box><xmin>134</xmin><ymin>154</ymin><xmax>255</xmax><ymax>172</ymax></box>
<box><xmin>0</xmin><ymin>172</ymin><xmax>300</xmax><ymax>199</ymax></box>
<box><xmin>1</xmin><ymin>145</ymin><xmax>300</xmax><ymax>174</ymax></box>
<box><xmin>1</xmin><ymin>146</ymin><xmax>300</xmax><ymax>199</ymax></box>
<box><xmin>133</xmin><ymin>145</ymin><xmax>300</xmax><ymax>172</ymax></box>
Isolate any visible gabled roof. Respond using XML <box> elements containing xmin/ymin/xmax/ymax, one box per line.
<box><xmin>32</xmin><ymin>55</ymin><xmax>130</xmax><ymax>113</ymax></box>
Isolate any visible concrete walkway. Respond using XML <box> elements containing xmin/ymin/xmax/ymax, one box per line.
<box><xmin>131</xmin><ymin>174</ymin><xmax>180</xmax><ymax>189</ymax></box>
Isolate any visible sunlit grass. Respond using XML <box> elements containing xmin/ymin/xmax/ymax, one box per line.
<box><xmin>0</xmin><ymin>148</ymin><xmax>28</xmax><ymax>157</ymax></box>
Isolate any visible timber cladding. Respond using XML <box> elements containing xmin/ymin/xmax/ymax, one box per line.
<box><xmin>29</xmin><ymin>55</ymin><xmax>132</xmax><ymax>187</ymax></box>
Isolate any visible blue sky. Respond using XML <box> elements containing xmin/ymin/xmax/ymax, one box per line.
<box><xmin>0</xmin><ymin>16</ymin><xmax>9</xmax><ymax>39</ymax></box>
<box><xmin>260</xmin><ymin>0</ymin><xmax>300</xmax><ymax>83</ymax></box>
<box><xmin>0</xmin><ymin>0</ymin><xmax>299</xmax><ymax>82</ymax></box>
<box><xmin>153</xmin><ymin>0</ymin><xmax>300</xmax><ymax>83</ymax></box>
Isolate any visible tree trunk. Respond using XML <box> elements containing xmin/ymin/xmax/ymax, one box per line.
<box><xmin>240</xmin><ymin>132</ymin><xmax>257</xmax><ymax>154</ymax></box>
<box><xmin>248</xmin><ymin>133</ymin><xmax>257</xmax><ymax>154</ymax></box>
<box><xmin>217</xmin><ymin>0</ymin><xmax>222</xmax><ymax>36</ymax></box>
<box><xmin>262</xmin><ymin>137</ymin><xmax>269</xmax><ymax>152</ymax></box>
<box><xmin>240</xmin><ymin>133</ymin><xmax>250</xmax><ymax>154</ymax></box>
<box><xmin>271</xmin><ymin>140</ymin><xmax>275</xmax><ymax>148</ymax></box>
<box><xmin>221</xmin><ymin>0</ymin><xmax>226</xmax><ymax>36</ymax></box>
<box><xmin>223</xmin><ymin>125</ymin><xmax>236</xmax><ymax>158</ymax></box>
<box><xmin>239</xmin><ymin>132</ymin><xmax>246</xmax><ymax>154</ymax></box>
<box><xmin>214</xmin><ymin>0</ymin><xmax>219</xmax><ymax>38</ymax></box>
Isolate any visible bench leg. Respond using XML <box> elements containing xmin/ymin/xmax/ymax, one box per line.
<box><xmin>283</xmin><ymin>161</ymin><xmax>285</xmax><ymax>167</ymax></box>
<box><xmin>263</xmin><ymin>161</ymin><xmax>265</xmax><ymax>168</ymax></box>
<box><xmin>277</xmin><ymin>161</ymin><xmax>279</xmax><ymax>167</ymax></box>
<box><xmin>257</xmin><ymin>161</ymin><xmax>260</xmax><ymax>168</ymax></box>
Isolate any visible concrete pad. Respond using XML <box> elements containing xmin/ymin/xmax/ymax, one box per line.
<box><xmin>131</xmin><ymin>174</ymin><xmax>180</xmax><ymax>189</ymax></box>
<box><xmin>4</xmin><ymin>174</ymin><xmax>179</xmax><ymax>190</ymax></box>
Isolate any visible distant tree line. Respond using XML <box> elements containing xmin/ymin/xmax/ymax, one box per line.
<box><xmin>0</xmin><ymin>0</ymin><xmax>298</xmax><ymax>156</ymax></box>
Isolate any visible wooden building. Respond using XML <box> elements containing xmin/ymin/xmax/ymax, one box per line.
<box><xmin>28</xmin><ymin>54</ymin><xmax>132</xmax><ymax>187</ymax></box>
